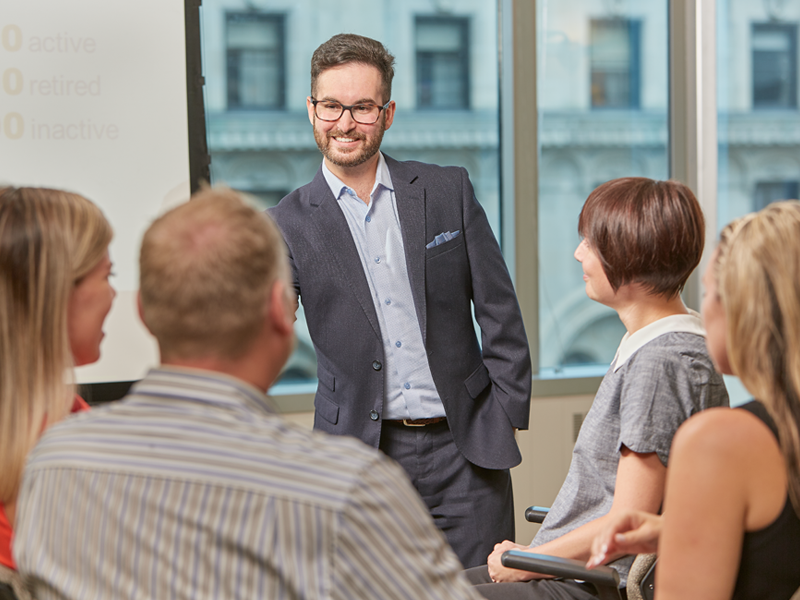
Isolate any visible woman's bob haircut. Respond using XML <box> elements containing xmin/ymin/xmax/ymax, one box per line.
<box><xmin>578</xmin><ymin>177</ymin><xmax>704</xmax><ymax>298</ymax></box>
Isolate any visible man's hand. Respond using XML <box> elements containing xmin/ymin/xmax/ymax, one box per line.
<box><xmin>586</xmin><ymin>510</ymin><xmax>662</xmax><ymax>568</ymax></box>
<box><xmin>487</xmin><ymin>540</ymin><xmax>539</xmax><ymax>582</ymax></box>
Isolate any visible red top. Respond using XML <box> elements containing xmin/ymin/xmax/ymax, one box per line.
<box><xmin>0</xmin><ymin>504</ymin><xmax>14</xmax><ymax>570</ymax></box>
<box><xmin>0</xmin><ymin>395</ymin><xmax>89</xmax><ymax>570</ymax></box>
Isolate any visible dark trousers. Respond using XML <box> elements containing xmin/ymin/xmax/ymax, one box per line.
<box><xmin>465</xmin><ymin>565</ymin><xmax>602</xmax><ymax>600</ymax></box>
<box><xmin>379</xmin><ymin>420</ymin><xmax>515</xmax><ymax>569</ymax></box>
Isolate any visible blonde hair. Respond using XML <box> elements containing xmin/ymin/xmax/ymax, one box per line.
<box><xmin>0</xmin><ymin>187</ymin><xmax>112</xmax><ymax>503</ymax></box>
<box><xmin>716</xmin><ymin>200</ymin><xmax>800</xmax><ymax>516</ymax></box>
<box><xmin>139</xmin><ymin>187</ymin><xmax>288</xmax><ymax>361</ymax></box>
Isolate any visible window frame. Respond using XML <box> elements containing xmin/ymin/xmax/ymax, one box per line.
<box><xmin>275</xmin><ymin>0</ymin><xmax>722</xmax><ymax>404</ymax></box>
<box><xmin>508</xmin><ymin>0</ymin><xmax>718</xmax><ymax>396</ymax></box>
<box><xmin>589</xmin><ymin>17</ymin><xmax>643</xmax><ymax>110</ymax></box>
<box><xmin>225</xmin><ymin>11</ymin><xmax>286</xmax><ymax>111</ymax></box>
<box><xmin>182</xmin><ymin>0</ymin><xmax>722</xmax><ymax>408</ymax></box>
<box><xmin>751</xmin><ymin>22</ymin><xmax>798</xmax><ymax>110</ymax></box>
<box><xmin>414</xmin><ymin>15</ymin><xmax>471</xmax><ymax>110</ymax></box>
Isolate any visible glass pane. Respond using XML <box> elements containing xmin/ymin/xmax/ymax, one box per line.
<box><xmin>228</xmin><ymin>17</ymin><xmax>280</xmax><ymax>50</ymax></box>
<box><xmin>201</xmin><ymin>1</ymin><xmax>501</xmax><ymax>392</ymax></box>
<box><xmin>751</xmin><ymin>24</ymin><xmax>797</xmax><ymax>108</ymax></box>
<box><xmin>537</xmin><ymin>0</ymin><xmax>669</xmax><ymax>377</ymax></box>
<box><xmin>225</xmin><ymin>14</ymin><xmax>284</xmax><ymax>109</ymax></box>
<box><xmin>416</xmin><ymin>21</ymin><xmax>462</xmax><ymax>51</ymax></box>
<box><xmin>717</xmin><ymin>1</ymin><xmax>800</xmax><ymax>405</ymax></box>
<box><xmin>415</xmin><ymin>17</ymin><xmax>470</xmax><ymax>109</ymax></box>
<box><xmin>590</xmin><ymin>19</ymin><xmax>640</xmax><ymax>108</ymax></box>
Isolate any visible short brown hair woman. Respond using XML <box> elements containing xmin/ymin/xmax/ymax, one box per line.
<box><xmin>590</xmin><ymin>201</ymin><xmax>800</xmax><ymax>599</ymax></box>
<box><xmin>469</xmin><ymin>178</ymin><xmax>728</xmax><ymax>598</ymax></box>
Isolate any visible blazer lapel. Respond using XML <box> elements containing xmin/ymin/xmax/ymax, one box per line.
<box><xmin>306</xmin><ymin>169</ymin><xmax>382</xmax><ymax>340</ymax></box>
<box><xmin>387</xmin><ymin>157</ymin><xmax>428</xmax><ymax>343</ymax></box>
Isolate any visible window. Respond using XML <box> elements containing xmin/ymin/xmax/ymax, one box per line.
<box><xmin>226</xmin><ymin>13</ymin><xmax>285</xmax><ymax>110</ymax></box>
<box><xmin>590</xmin><ymin>18</ymin><xmax>642</xmax><ymax>109</ymax></box>
<box><xmin>245</xmin><ymin>189</ymin><xmax>289</xmax><ymax>211</ymax></box>
<box><xmin>754</xmin><ymin>180</ymin><xmax>800</xmax><ymax>211</ymax></box>
<box><xmin>202</xmin><ymin>0</ymin><xmax>783</xmax><ymax>402</ymax></box>
<box><xmin>202</xmin><ymin>1</ymin><xmax>499</xmax><ymax>398</ymax></box>
<box><xmin>536</xmin><ymin>2</ymin><xmax>667</xmax><ymax>380</ymax></box>
<box><xmin>415</xmin><ymin>16</ymin><xmax>470</xmax><ymax>109</ymax></box>
<box><xmin>718</xmin><ymin>2</ymin><xmax>800</xmax><ymax>403</ymax></box>
<box><xmin>752</xmin><ymin>23</ymin><xmax>798</xmax><ymax>109</ymax></box>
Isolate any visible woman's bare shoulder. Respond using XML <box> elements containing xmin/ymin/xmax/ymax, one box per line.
<box><xmin>673</xmin><ymin>405</ymin><xmax>775</xmax><ymax>458</ymax></box>
<box><xmin>675</xmin><ymin>407</ymin><xmax>775</xmax><ymax>446</ymax></box>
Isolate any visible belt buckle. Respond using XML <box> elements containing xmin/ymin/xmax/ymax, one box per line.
<box><xmin>402</xmin><ymin>419</ymin><xmax>427</xmax><ymax>427</ymax></box>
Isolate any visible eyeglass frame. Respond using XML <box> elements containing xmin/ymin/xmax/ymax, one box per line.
<box><xmin>310</xmin><ymin>98</ymin><xmax>392</xmax><ymax>125</ymax></box>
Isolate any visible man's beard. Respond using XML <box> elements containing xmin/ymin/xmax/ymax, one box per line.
<box><xmin>313</xmin><ymin>117</ymin><xmax>385</xmax><ymax>168</ymax></box>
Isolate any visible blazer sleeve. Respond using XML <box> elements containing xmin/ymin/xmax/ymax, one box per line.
<box><xmin>267</xmin><ymin>206</ymin><xmax>301</xmax><ymax>299</ymax></box>
<box><xmin>460</xmin><ymin>167</ymin><xmax>532</xmax><ymax>430</ymax></box>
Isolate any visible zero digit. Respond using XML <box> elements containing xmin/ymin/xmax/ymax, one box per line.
<box><xmin>2</xmin><ymin>113</ymin><xmax>24</xmax><ymax>139</ymax></box>
<box><xmin>3</xmin><ymin>68</ymin><xmax>23</xmax><ymax>95</ymax></box>
<box><xmin>2</xmin><ymin>25</ymin><xmax>23</xmax><ymax>52</ymax></box>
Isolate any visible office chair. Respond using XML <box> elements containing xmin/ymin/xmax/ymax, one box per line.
<box><xmin>519</xmin><ymin>505</ymin><xmax>656</xmax><ymax>600</ymax></box>
<box><xmin>501</xmin><ymin>550</ymin><xmax>621</xmax><ymax>600</ymax></box>
<box><xmin>0</xmin><ymin>564</ymin><xmax>31</xmax><ymax>600</ymax></box>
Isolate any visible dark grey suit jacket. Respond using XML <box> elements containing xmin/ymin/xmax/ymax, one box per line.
<box><xmin>269</xmin><ymin>155</ymin><xmax>531</xmax><ymax>470</ymax></box>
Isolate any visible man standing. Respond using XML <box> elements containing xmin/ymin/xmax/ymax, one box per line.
<box><xmin>13</xmin><ymin>188</ymin><xmax>483</xmax><ymax>600</ymax></box>
<box><xmin>270</xmin><ymin>34</ymin><xmax>532</xmax><ymax>568</ymax></box>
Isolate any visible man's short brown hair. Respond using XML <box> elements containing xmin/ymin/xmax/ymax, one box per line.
<box><xmin>310</xmin><ymin>33</ymin><xmax>395</xmax><ymax>103</ymax></box>
<box><xmin>578</xmin><ymin>177</ymin><xmax>704</xmax><ymax>298</ymax></box>
<box><xmin>139</xmin><ymin>187</ymin><xmax>288</xmax><ymax>361</ymax></box>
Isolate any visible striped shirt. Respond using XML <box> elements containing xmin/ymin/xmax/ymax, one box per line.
<box><xmin>14</xmin><ymin>366</ymin><xmax>482</xmax><ymax>600</ymax></box>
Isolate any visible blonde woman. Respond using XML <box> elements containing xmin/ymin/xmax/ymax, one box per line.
<box><xmin>589</xmin><ymin>201</ymin><xmax>800</xmax><ymax>599</ymax></box>
<box><xmin>0</xmin><ymin>187</ymin><xmax>115</xmax><ymax>574</ymax></box>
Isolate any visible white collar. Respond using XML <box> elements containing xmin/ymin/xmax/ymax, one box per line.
<box><xmin>612</xmin><ymin>310</ymin><xmax>706</xmax><ymax>372</ymax></box>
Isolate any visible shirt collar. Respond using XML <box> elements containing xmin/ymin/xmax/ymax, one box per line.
<box><xmin>321</xmin><ymin>151</ymin><xmax>393</xmax><ymax>201</ymax></box>
<box><xmin>131</xmin><ymin>365</ymin><xmax>279</xmax><ymax>416</ymax></box>
<box><xmin>612</xmin><ymin>310</ymin><xmax>706</xmax><ymax>372</ymax></box>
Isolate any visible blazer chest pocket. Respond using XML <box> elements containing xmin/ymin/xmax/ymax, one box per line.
<box><xmin>426</xmin><ymin>233</ymin><xmax>465</xmax><ymax>259</ymax></box>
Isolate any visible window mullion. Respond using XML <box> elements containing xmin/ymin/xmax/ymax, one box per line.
<box><xmin>670</xmin><ymin>0</ymin><xmax>717</xmax><ymax>311</ymax></box>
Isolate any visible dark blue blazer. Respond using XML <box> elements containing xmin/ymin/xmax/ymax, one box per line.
<box><xmin>269</xmin><ymin>155</ymin><xmax>531</xmax><ymax>469</ymax></box>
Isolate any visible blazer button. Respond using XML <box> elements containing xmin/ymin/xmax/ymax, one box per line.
<box><xmin>369</xmin><ymin>410</ymin><xmax>379</xmax><ymax>421</ymax></box>
<box><xmin>372</xmin><ymin>360</ymin><xmax>382</xmax><ymax>371</ymax></box>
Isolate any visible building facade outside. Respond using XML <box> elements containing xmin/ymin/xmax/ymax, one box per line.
<box><xmin>199</xmin><ymin>0</ymin><xmax>800</xmax><ymax>385</ymax></box>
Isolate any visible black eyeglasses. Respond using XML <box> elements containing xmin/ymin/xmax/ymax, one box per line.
<box><xmin>311</xmin><ymin>99</ymin><xmax>391</xmax><ymax>125</ymax></box>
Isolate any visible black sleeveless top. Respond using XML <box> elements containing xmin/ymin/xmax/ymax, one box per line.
<box><xmin>732</xmin><ymin>401</ymin><xmax>800</xmax><ymax>600</ymax></box>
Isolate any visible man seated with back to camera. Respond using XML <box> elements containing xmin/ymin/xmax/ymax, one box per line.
<box><xmin>12</xmin><ymin>187</ymin><xmax>484</xmax><ymax>600</ymax></box>
<box><xmin>466</xmin><ymin>178</ymin><xmax>729</xmax><ymax>600</ymax></box>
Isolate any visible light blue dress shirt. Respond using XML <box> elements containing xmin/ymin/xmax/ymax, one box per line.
<box><xmin>322</xmin><ymin>153</ymin><xmax>444</xmax><ymax>420</ymax></box>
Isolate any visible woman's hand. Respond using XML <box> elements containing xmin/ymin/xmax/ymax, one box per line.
<box><xmin>487</xmin><ymin>540</ymin><xmax>539</xmax><ymax>582</ymax></box>
<box><xmin>586</xmin><ymin>510</ymin><xmax>662</xmax><ymax>568</ymax></box>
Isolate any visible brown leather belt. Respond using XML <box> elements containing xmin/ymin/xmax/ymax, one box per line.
<box><xmin>384</xmin><ymin>417</ymin><xmax>447</xmax><ymax>427</ymax></box>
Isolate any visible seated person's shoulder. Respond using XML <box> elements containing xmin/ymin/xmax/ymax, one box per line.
<box><xmin>628</xmin><ymin>332</ymin><xmax>726</xmax><ymax>392</ymax></box>
<box><xmin>270</xmin><ymin>415</ymin><xmax>384</xmax><ymax>466</ymax></box>
<box><xmin>633</xmin><ymin>331</ymin><xmax>710</xmax><ymax>365</ymax></box>
<box><xmin>250</xmin><ymin>413</ymin><xmax>397</xmax><ymax>484</ymax></box>
<box><xmin>672</xmin><ymin>406</ymin><xmax>765</xmax><ymax>460</ymax></box>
